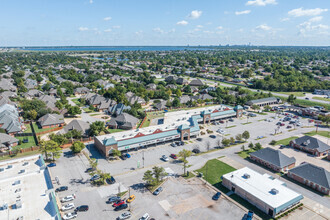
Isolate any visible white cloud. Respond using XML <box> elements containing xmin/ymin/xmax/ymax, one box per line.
<box><xmin>288</xmin><ymin>8</ymin><xmax>328</xmax><ymax>17</ymax></box>
<box><xmin>280</xmin><ymin>17</ymin><xmax>290</xmax><ymax>22</ymax></box>
<box><xmin>104</xmin><ymin>29</ymin><xmax>112</xmax><ymax>32</ymax></box>
<box><xmin>196</xmin><ymin>25</ymin><xmax>203</xmax><ymax>28</ymax></box>
<box><xmin>246</xmin><ymin>0</ymin><xmax>277</xmax><ymax>6</ymax></box>
<box><xmin>103</xmin><ymin>17</ymin><xmax>112</xmax><ymax>21</ymax></box>
<box><xmin>235</xmin><ymin>10</ymin><xmax>251</xmax><ymax>15</ymax></box>
<box><xmin>153</xmin><ymin>27</ymin><xmax>164</xmax><ymax>34</ymax></box>
<box><xmin>112</xmin><ymin>25</ymin><xmax>120</xmax><ymax>29</ymax></box>
<box><xmin>135</xmin><ymin>30</ymin><xmax>143</xmax><ymax>36</ymax></box>
<box><xmin>216</xmin><ymin>26</ymin><xmax>223</xmax><ymax>30</ymax></box>
<box><xmin>309</xmin><ymin>16</ymin><xmax>323</xmax><ymax>22</ymax></box>
<box><xmin>89</xmin><ymin>0</ymin><xmax>93</xmax><ymax>4</ymax></box>
<box><xmin>189</xmin><ymin>10</ymin><xmax>202</xmax><ymax>19</ymax></box>
<box><xmin>177</xmin><ymin>20</ymin><xmax>188</xmax><ymax>26</ymax></box>
<box><xmin>255</xmin><ymin>24</ymin><xmax>272</xmax><ymax>31</ymax></box>
<box><xmin>78</xmin><ymin>27</ymin><xmax>89</xmax><ymax>31</ymax></box>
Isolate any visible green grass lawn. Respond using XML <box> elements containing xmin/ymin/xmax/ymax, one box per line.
<box><xmin>274</xmin><ymin>136</ymin><xmax>298</xmax><ymax>146</ymax></box>
<box><xmin>90</xmin><ymin>113</ymin><xmax>101</xmax><ymax>116</ymax></box>
<box><xmin>293</xmin><ymin>99</ymin><xmax>330</xmax><ymax>111</ymax></box>
<box><xmin>0</xmin><ymin>150</ymin><xmax>40</xmax><ymax>162</ymax></box>
<box><xmin>23</xmin><ymin>124</ymin><xmax>32</xmax><ymax>133</ymax></box>
<box><xmin>304</xmin><ymin>131</ymin><xmax>330</xmax><ymax>138</ymax></box>
<box><xmin>226</xmin><ymin>125</ymin><xmax>237</xmax><ymax>129</ymax></box>
<box><xmin>183</xmin><ymin>172</ymin><xmax>196</xmax><ymax>179</ymax></box>
<box><xmin>312</xmin><ymin>97</ymin><xmax>330</xmax><ymax>102</ymax></box>
<box><xmin>13</xmin><ymin>136</ymin><xmax>37</xmax><ymax>150</ymax></box>
<box><xmin>195</xmin><ymin>159</ymin><xmax>236</xmax><ymax>193</ymax></box>
<box><xmin>71</xmin><ymin>98</ymin><xmax>83</xmax><ymax>106</ymax></box>
<box><xmin>107</xmin><ymin>128</ymin><xmax>125</xmax><ymax>134</ymax></box>
<box><xmin>237</xmin><ymin>148</ymin><xmax>257</xmax><ymax>159</ymax></box>
<box><xmin>32</xmin><ymin>122</ymin><xmax>57</xmax><ymax>134</ymax></box>
<box><xmin>242</xmin><ymin>122</ymin><xmax>252</xmax><ymax>125</ymax></box>
<box><xmin>278</xmin><ymin>91</ymin><xmax>306</xmax><ymax>97</ymax></box>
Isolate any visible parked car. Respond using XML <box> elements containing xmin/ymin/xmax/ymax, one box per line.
<box><xmin>139</xmin><ymin>213</ymin><xmax>150</xmax><ymax>220</ymax></box>
<box><xmin>192</xmin><ymin>149</ymin><xmax>200</xmax><ymax>154</ymax></box>
<box><xmin>161</xmin><ymin>155</ymin><xmax>169</xmax><ymax>162</ymax></box>
<box><xmin>107</xmin><ymin>196</ymin><xmax>121</xmax><ymax>204</ymax></box>
<box><xmin>113</xmin><ymin>200</ymin><xmax>125</xmax><ymax>207</ymax></box>
<box><xmin>276</xmin><ymin>122</ymin><xmax>281</xmax><ymax>125</ymax></box>
<box><xmin>212</xmin><ymin>192</ymin><xmax>221</xmax><ymax>201</ymax></box>
<box><xmin>114</xmin><ymin>203</ymin><xmax>128</xmax><ymax>211</ymax></box>
<box><xmin>61</xmin><ymin>194</ymin><xmax>76</xmax><ymax>203</ymax></box>
<box><xmin>209</xmin><ymin>135</ymin><xmax>216</xmax><ymax>139</ymax></box>
<box><xmin>153</xmin><ymin>187</ymin><xmax>163</xmax><ymax>195</ymax></box>
<box><xmin>90</xmin><ymin>174</ymin><xmax>100</xmax><ymax>181</ymax></box>
<box><xmin>219</xmin><ymin>120</ymin><xmax>225</xmax><ymax>124</ymax></box>
<box><xmin>75</xmin><ymin>205</ymin><xmax>89</xmax><ymax>212</ymax></box>
<box><xmin>248</xmin><ymin>113</ymin><xmax>257</xmax><ymax>117</ymax></box>
<box><xmin>247</xmin><ymin>210</ymin><xmax>254</xmax><ymax>220</ymax></box>
<box><xmin>287</xmin><ymin>126</ymin><xmax>292</xmax><ymax>129</ymax></box>
<box><xmin>120</xmin><ymin>154</ymin><xmax>128</xmax><ymax>160</ymax></box>
<box><xmin>56</xmin><ymin>186</ymin><xmax>68</xmax><ymax>192</ymax></box>
<box><xmin>106</xmin><ymin>176</ymin><xmax>116</xmax><ymax>184</ymax></box>
<box><xmin>47</xmin><ymin>163</ymin><xmax>56</xmax><ymax>167</ymax></box>
<box><xmin>117</xmin><ymin>211</ymin><xmax>132</xmax><ymax>220</ymax></box>
<box><xmin>229</xmin><ymin>118</ymin><xmax>234</xmax><ymax>122</ymax></box>
<box><xmin>126</xmin><ymin>195</ymin><xmax>135</xmax><ymax>203</ymax></box>
<box><xmin>305</xmin><ymin>97</ymin><xmax>309</xmax><ymax>100</ymax></box>
<box><xmin>62</xmin><ymin>212</ymin><xmax>77</xmax><ymax>220</ymax></box>
<box><xmin>85</xmin><ymin>167</ymin><xmax>96</xmax><ymax>173</ymax></box>
<box><xmin>125</xmin><ymin>153</ymin><xmax>131</xmax><ymax>158</ymax></box>
<box><xmin>280</xmin><ymin>123</ymin><xmax>285</xmax><ymax>126</ymax></box>
<box><xmin>170</xmin><ymin>154</ymin><xmax>177</xmax><ymax>159</ymax></box>
<box><xmin>279</xmin><ymin>145</ymin><xmax>286</xmax><ymax>149</ymax></box>
<box><xmin>61</xmin><ymin>203</ymin><xmax>75</xmax><ymax>211</ymax></box>
<box><xmin>170</xmin><ymin>143</ymin><xmax>177</xmax><ymax>147</ymax></box>
<box><xmin>196</xmin><ymin>138</ymin><xmax>203</xmax><ymax>141</ymax></box>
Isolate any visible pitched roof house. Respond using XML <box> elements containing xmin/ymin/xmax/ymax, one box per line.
<box><xmin>37</xmin><ymin>113</ymin><xmax>64</xmax><ymax>129</ymax></box>
<box><xmin>58</xmin><ymin>119</ymin><xmax>90</xmax><ymax>136</ymax></box>
<box><xmin>290</xmin><ymin>136</ymin><xmax>330</xmax><ymax>157</ymax></box>
<box><xmin>108</xmin><ymin>113</ymin><xmax>139</xmax><ymax>130</ymax></box>
<box><xmin>250</xmin><ymin>147</ymin><xmax>296</xmax><ymax>172</ymax></box>
<box><xmin>108</xmin><ymin>103</ymin><xmax>131</xmax><ymax>116</ymax></box>
<box><xmin>0</xmin><ymin>133</ymin><xmax>19</xmax><ymax>150</ymax></box>
<box><xmin>189</xmin><ymin>79</ymin><xmax>204</xmax><ymax>86</ymax></box>
<box><xmin>288</xmin><ymin>163</ymin><xmax>330</xmax><ymax>195</ymax></box>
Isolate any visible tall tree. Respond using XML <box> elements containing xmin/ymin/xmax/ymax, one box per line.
<box><xmin>242</xmin><ymin>131</ymin><xmax>250</xmax><ymax>141</ymax></box>
<box><xmin>178</xmin><ymin>149</ymin><xmax>192</xmax><ymax>176</ymax></box>
<box><xmin>287</xmin><ymin>94</ymin><xmax>296</xmax><ymax>105</ymax></box>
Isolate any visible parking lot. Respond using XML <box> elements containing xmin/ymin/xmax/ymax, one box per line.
<box><xmin>123</xmin><ymin>176</ymin><xmax>247</xmax><ymax>220</ymax></box>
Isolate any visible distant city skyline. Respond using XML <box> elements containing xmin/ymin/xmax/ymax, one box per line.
<box><xmin>0</xmin><ymin>0</ymin><xmax>329</xmax><ymax>46</ymax></box>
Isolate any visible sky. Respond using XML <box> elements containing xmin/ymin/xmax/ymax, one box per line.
<box><xmin>0</xmin><ymin>0</ymin><xmax>329</xmax><ymax>46</ymax></box>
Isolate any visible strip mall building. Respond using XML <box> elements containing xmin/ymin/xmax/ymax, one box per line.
<box><xmin>95</xmin><ymin>105</ymin><xmax>243</xmax><ymax>157</ymax></box>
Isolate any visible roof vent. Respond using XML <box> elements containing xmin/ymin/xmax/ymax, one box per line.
<box><xmin>270</xmin><ymin>188</ymin><xmax>279</xmax><ymax>195</ymax></box>
<box><xmin>243</xmin><ymin>173</ymin><xmax>250</xmax><ymax>179</ymax></box>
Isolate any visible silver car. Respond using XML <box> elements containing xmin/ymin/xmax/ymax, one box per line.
<box><xmin>117</xmin><ymin>211</ymin><xmax>132</xmax><ymax>220</ymax></box>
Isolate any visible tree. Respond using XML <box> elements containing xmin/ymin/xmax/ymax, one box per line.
<box><xmin>319</xmin><ymin>115</ymin><xmax>330</xmax><ymax>127</ymax></box>
<box><xmin>176</xmin><ymin>89</ymin><xmax>182</xmax><ymax>97</ymax></box>
<box><xmin>242</xmin><ymin>131</ymin><xmax>250</xmax><ymax>141</ymax></box>
<box><xmin>235</xmin><ymin>134</ymin><xmax>243</xmax><ymax>143</ymax></box>
<box><xmin>251</xmin><ymin>104</ymin><xmax>260</xmax><ymax>112</ymax></box>
<box><xmin>46</xmin><ymin>140</ymin><xmax>62</xmax><ymax>161</ymax></box>
<box><xmin>152</xmin><ymin>166</ymin><xmax>167</xmax><ymax>183</ymax></box>
<box><xmin>287</xmin><ymin>94</ymin><xmax>296</xmax><ymax>105</ymax></box>
<box><xmin>178</xmin><ymin>149</ymin><xmax>192</xmax><ymax>176</ymax></box>
<box><xmin>89</xmin><ymin>158</ymin><xmax>98</xmax><ymax>170</ymax></box>
<box><xmin>67</xmin><ymin>105</ymin><xmax>82</xmax><ymax>116</ymax></box>
<box><xmin>112</xmin><ymin>149</ymin><xmax>122</xmax><ymax>157</ymax></box>
<box><xmin>222</xmin><ymin>138</ymin><xmax>230</xmax><ymax>147</ymax></box>
<box><xmin>89</xmin><ymin>121</ymin><xmax>106</xmax><ymax>136</ymax></box>
<box><xmin>254</xmin><ymin>142</ymin><xmax>262</xmax><ymax>150</ymax></box>
<box><xmin>248</xmin><ymin>142</ymin><xmax>254</xmax><ymax>149</ymax></box>
<box><xmin>172</xmin><ymin>97</ymin><xmax>180</xmax><ymax>107</ymax></box>
<box><xmin>70</xmin><ymin>141</ymin><xmax>85</xmax><ymax>153</ymax></box>
<box><xmin>143</xmin><ymin>170</ymin><xmax>155</xmax><ymax>186</ymax></box>
<box><xmin>28</xmin><ymin>109</ymin><xmax>38</xmax><ymax>120</ymax></box>
<box><xmin>241</xmin><ymin>145</ymin><xmax>245</xmax><ymax>151</ymax></box>
<box><xmin>39</xmin><ymin>140</ymin><xmax>51</xmax><ymax>161</ymax></box>
<box><xmin>49</xmin><ymin>133</ymin><xmax>67</xmax><ymax>145</ymax></box>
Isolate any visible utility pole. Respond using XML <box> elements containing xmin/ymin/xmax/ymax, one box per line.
<box><xmin>128</xmin><ymin>187</ymin><xmax>131</xmax><ymax>211</ymax></box>
<box><xmin>142</xmin><ymin>151</ymin><xmax>145</xmax><ymax>168</ymax></box>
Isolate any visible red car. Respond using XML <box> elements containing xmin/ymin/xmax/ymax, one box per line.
<box><xmin>220</xmin><ymin>120</ymin><xmax>225</xmax><ymax>124</ymax></box>
<box><xmin>280</xmin><ymin>123</ymin><xmax>285</xmax><ymax>126</ymax></box>
<box><xmin>170</xmin><ymin>154</ymin><xmax>177</xmax><ymax>159</ymax></box>
<box><xmin>112</xmin><ymin>200</ymin><xmax>125</xmax><ymax>207</ymax></box>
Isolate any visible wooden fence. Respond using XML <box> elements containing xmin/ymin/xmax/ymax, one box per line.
<box><xmin>35</xmin><ymin>126</ymin><xmax>63</xmax><ymax>136</ymax></box>
<box><xmin>0</xmin><ymin>146</ymin><xmax>40</xmax><ymax>158</ymax></box>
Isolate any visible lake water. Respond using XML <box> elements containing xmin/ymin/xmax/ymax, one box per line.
<box><xmin>22</xmin><ymin>46</ymin><xmax>215</xmax><ymax>51</ymax></box>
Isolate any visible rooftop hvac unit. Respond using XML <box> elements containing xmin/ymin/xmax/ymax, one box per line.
<box><xmin>243</xmin><ymin>173</ymin><xmax>250</xmax><ymax>179</ymax></box>
<box><xmin>270</xmin><ymin>188</ymin><xmax>279</xmax><ymax>195</ymax></box>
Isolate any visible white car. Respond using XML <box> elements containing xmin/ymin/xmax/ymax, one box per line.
<box><xmin>161</xmin><ymin>155</ymin><xmax>169</xmax><ymax>162</ymax></box>
<box><xmin>62</xmin><ymin>212</ymin><xmax>77</xmax><ymax>220</ymax></box>
<box><xmin>61</xmin><ymin>203</ymin><xmax>75</xmax><ymax>211</ymax></box>
<box><xmin>117</xmin><ymin>211</ymin><xmax>132</xmax><ymax>220</ymax></box>
<box><xmin>139</xmin><ymin>213</ymin><xmax>150</xmax><ymax>220</ymax></box>
<box><xmin>61</xmin><ymin>194</ymin><xmax>76</xmax><ymax>203</ymax></box>
<box><xmin>217</xmin><ymin>129</ymin><xmax>226</xmax><ymax>134</ymax></box>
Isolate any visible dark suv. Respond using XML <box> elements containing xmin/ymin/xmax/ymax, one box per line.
<box><xmin>55</xmin><ymin>186</ymin><xmax>68</xmax><ymax>192</ymax></box>
<box><xmin>75</xmin><ymin>205</ymin><xmax>89</xmax><ymax>212</ymax></box>
<box><xmin>106</xmin><ymin>176</ymin><xmax>116</xmax><ymax>184</ymax></box>
<box><xmin>114</xmin><ymin>203</ymin><xmax>128</xmax><ymax>211</ymax></box>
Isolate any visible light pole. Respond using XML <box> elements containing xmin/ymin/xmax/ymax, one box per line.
<box><xmin>142</xmin><ymin>150</ymin><xmax>145</xmax><ymax>168</ymax></box>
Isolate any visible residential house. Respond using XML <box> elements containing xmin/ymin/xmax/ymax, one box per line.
<box><xmin>0</xmin><ymin>78</ymin><xmax>16</xmax><ymax>92</ymax></box>
<box><xmin>126</xmin><ymin>92</ymin><xmax>146</xmax><ymax>105</ymax></box>
<box><xmin>154</xmin><ymin>100</ymin><xmax>167</xmax><ymax>110</ymax></box>
<box><xmin>166</xmin><ymin>84</ymin><xmax>177</xmax><ymax>89</ymax></box>
<box><xmin>37</xmin><ymin>113</ymin><xmax>64</xmax><ymax>129</ymax></box>
<box><xmin>25</xmin><ymin>89</ymin><xmax>44</xmax><ymax>99</ymax></box>
<box><xmin>147</xmin><ymin>83</ymin><xmax>157</xmax><ymax>90</ymax></box>
<box><xmin>38</xmin><ymin>95</ymin><xmax>57</xmax><ymax>110</ymax></box>
<box><xmin>192</xmin><ymin>94</ymin><xmax>214</xmax><ymax>101</ymax></box>
<box><xmin>250</xmin><ymin>147</ymin><xmax>296</xmax><ymax>172</ymax></box>
<box><xmin>179</xmin><ymin>95</ymin><xmax>191</xmax><ymax>104</ymax></box>
<box><xmin>287</xmin><ymin>163</ymin><xmax>330</xmax><ymax>195</ymax></box>
<box><xmin>0</xmin><ymin>104</ymin><xmax>22</xmax><ymax>135</ymax></box>
<box><xmin>25</xmin><ymin>78</ymin><xmax>38</xmax><ymax>89</ymax></box>
<box><xmin>165</xmin><ymin>75</ymin><xmax>176</xmax><ymax>83</ymax></box>
<box><xmin>176</xmin><ymin>78</ymin><xmax>188</xmax><ymax>85</ymax></box>
<box><xmin>58</xmin><ymin>119</ymin><xmax>90</xmax><ymax>137</ymax></box>
<box><xmin>289</xmin><ymin>136</ymin><xmax>330</xmax><ymax>157</ymax></box>
<box><xmin>74</xmin><ymin>87</ymin><xmax>90</xmax><ymax>95</ymax></box>
<box><xmin>108</xmin><ymin>113</ymin><xmax>139</xmax><ymax>130</ymax></box>
<box><xmin>0</xmin><ymin>133</ymin><xmax>19</xmax><ymax>151</ymax></box>
<box><xmin>189</xmin><ymin>79</ymin><xmax>204</xmax><ymax>87</ymax></box>
<box><xmin>108</xmin><ymin>103</ymin><xmax>131</xmax><ymax>116</ymax></box>
<box><xmin>98</xmin><ymin>99</ymin><xmax>116</xmax><ymax>112</ymax></box>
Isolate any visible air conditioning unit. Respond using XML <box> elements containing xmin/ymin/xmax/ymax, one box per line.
<box><xmin>243</xmin><ymin>173</ymin><xmax>250</xmax><ymax>179</ymax></box>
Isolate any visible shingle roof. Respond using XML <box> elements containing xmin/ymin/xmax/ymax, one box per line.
<box><xmin>292</xmin><ymin>136</ymin><xmax>330</xmax><ymax>153</ymax></box>
<box><xmin>247</xmin><ymin>97</ymin><xmax>279</xmax><ymax>105</ymax></box>
<box><xmin>289</xmin><ymin>163</ymin><xmax>330</xmax><ymax>189</ymax></box>
<box><xmin>189</xmin><ymin>78</ymin><xmax>204</xmax><ymax>86</ymax></box>
<box><xmin>250</xmin><ymin>147</ymin><xmax>296</xmax><ymax>168</ymax></box>
<box><xmin>60</xmin><ymin>119</ymin><xmax>90</xmax><ymax>135</ymax></box>
<box><xmin>0</xmin><ymin>133</ymin><xmax>19</xmax><ymax>145</ymax></box>
<box><xmin>38</xmin><ymin>114</ymin><xmax>64</xmax><ymax>127</ymax></box>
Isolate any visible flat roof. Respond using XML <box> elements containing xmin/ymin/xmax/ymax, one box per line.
<box><xmin>96</xmin><ymin>104</ymin><xmax>233</xmax><ymax>143</ymax></box>
<box><xmin>223</xmin><ymin>167</ymin><xmax>303</xmax><ymax>209</ymax></box>
<box><xmin>0</xmin><ymin>155</ymin><xmax>57</xmax><ymax>220</ymax></box>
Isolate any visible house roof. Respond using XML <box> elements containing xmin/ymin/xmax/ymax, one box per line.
<box><xmin>0</xmin><ymin>133</ymin><xmax>19</xmax><ymax>145</ymax></box>
<box><xmin>60</xmin><ymin>119</ymin><xmax>90</xmax><ymax>135</ymax></box>
<box><xmin>247</xmin><ymin>97</ymin><xmax>280</xmax><ymax>105</ymax></box>
<box><xmin>38</xmin><ymin>114</ymin><xmax>64</xmax><ymax>127</ymax></box>
<box><xmin>292</xmin><ymin>136</ymin><xmax>330</xmax><ymax>153</ymax></box>
<box><xmin>109</xmin><ymin>103</ymin><xmax>131</xmax><ymax>115</ymax></box>
<box><xmin>289</xmin><ymin>163</ymin><xmax>330</xmax><ymax>189</ymax></box>
<box><xmin>250</xmin><ymin>147</ymin><xmax>296</xmax><ymax>168</ymax></box>
<box><xmin>189</xmin><ymin>78</ymin><xmax>204</xmax><ymax>86</ymax></box>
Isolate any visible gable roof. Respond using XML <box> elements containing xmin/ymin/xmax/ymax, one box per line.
<box><xmin>292</xmin><ymin>136</ymin><xmax>330</xmax><ymax>153</ymax></box>
<box><xmin>289</xmin><ymin>163</ymin><xmax>330</xmax><ymax>190</ymax></box>
<box><xmin>189</xmin><ymin>78</ymin><xmax>204</xmax><ymax>86</ymax></box>
<box><xmin>250</xmin><ymin>147</ymin><xmax>296</xmax><ymax>168</ymax></box>
<box><xmin>60</xmin><ymin>119</ymin><xmax>90</xmax><ymax>135</ymax></box>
